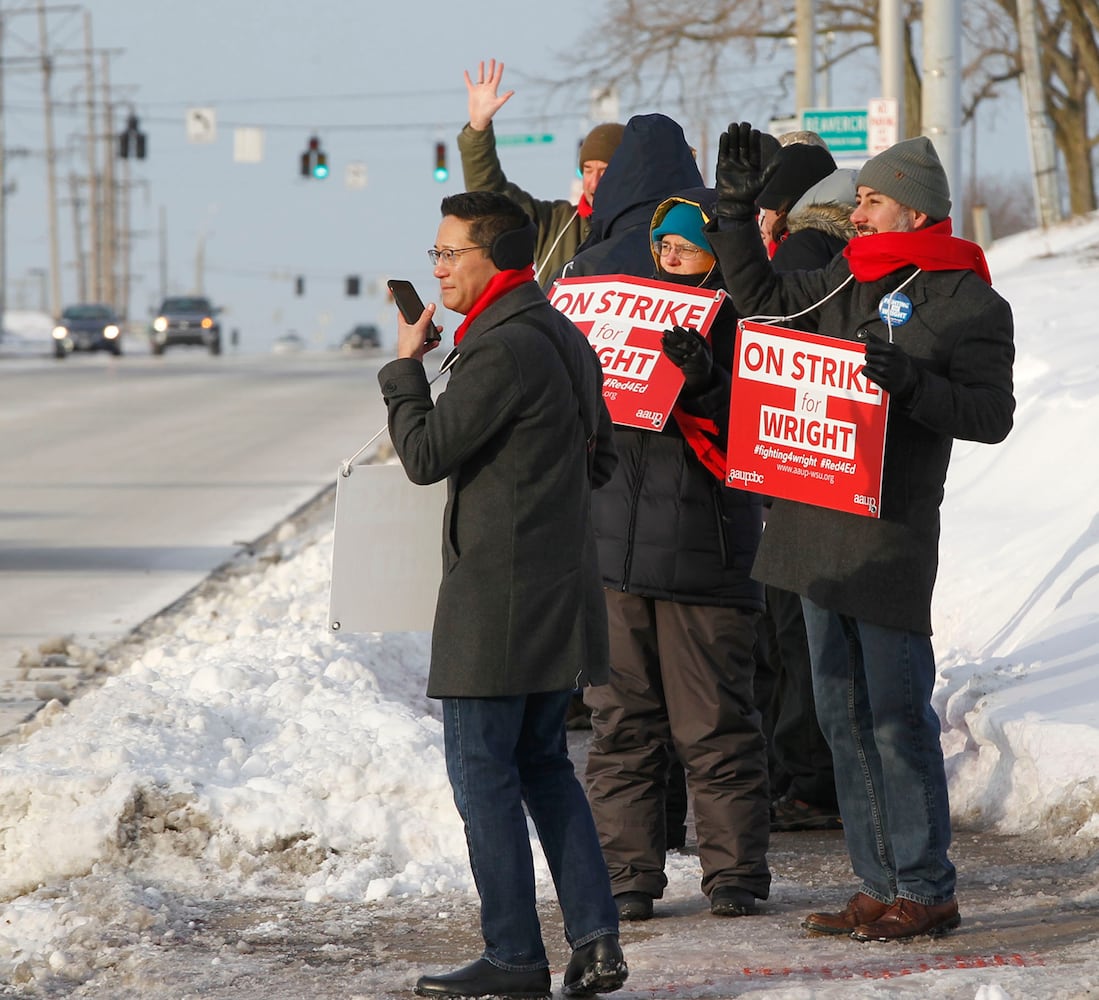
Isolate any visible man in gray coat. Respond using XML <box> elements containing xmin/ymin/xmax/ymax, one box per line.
<box><xmin>707</xmin><ymin>126</ymin><xmax>1015</xmax><ymax>943</ymax></box>
<box><xmin>379</xmin><ymin>191</ymin><xmax>626</xmax><ymax>999</ymax></box>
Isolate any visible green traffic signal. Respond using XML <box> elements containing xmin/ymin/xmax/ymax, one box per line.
<box><xmin>434</xmin><ymin>141</ymin><xmax>448</xmax><ymax>182</ymax></box>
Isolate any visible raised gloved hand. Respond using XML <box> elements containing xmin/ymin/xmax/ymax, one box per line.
<box><xmin>662</xmin><ymin>325</ymin><xmax>713</xmax><ymax>395</ymax></box>
<box><xmin>715</xmin><ymin>122</ymin><xmax>780</xmax><ymax>222</ymax></box>
<box><xmin>862</xmin><ymin>334</ymin><xmax>919</xmax><ymax>402</ymax></box>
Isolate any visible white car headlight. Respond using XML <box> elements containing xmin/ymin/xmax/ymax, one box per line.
<box><xmin>104</xmin><ymin>324</ymin><xmax>120</xmax><ymax>339</ymax></box>
<box><xmin>52</xmin><ymin>325</ymin><xmax>68</xmax><ymax>340</ymax></box>
<box><xmin>153</xmin><ymin>317</ymin><xmax>168</xmax><ymax>332</ymax></box>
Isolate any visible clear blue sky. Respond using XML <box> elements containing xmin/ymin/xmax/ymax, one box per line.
<box><xmin>2</xmin><ymin>1</ymin><xmax>1028</xmax><ymax>351</ymax></box>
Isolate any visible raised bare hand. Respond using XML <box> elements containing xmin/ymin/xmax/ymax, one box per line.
<box><xmin>464</xmin><ymin>59</ymin><xmax>515</xmax><ymax>131</ymax></box>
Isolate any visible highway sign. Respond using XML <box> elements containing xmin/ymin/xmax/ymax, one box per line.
<box><xmin>801</xmin><ymin>108</ymin><xmax>868</xmax><ymax>156</ymax></box>
<box><xmin>496</xmin><ymin>134</ymin><xmax>555</xmax><ymax>146</ymax></box>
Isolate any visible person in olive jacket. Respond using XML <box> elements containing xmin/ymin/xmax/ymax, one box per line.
<box><xmin>458</xmin><ymin>58</ymin><xmax>623</xmax><ymax>289</ymax></box>
<box><xmin>380</xmin><ymin>191</ymin><xmax>626</xmax><ymax>999</ymax></box>
<box><xmin>707</xmin><ymin>125</ymin><xmax>1015</xmax><ymax>944</ymax></box>
<box><xmin>581</xmin><ymin>181</ymin><xmax>772</xmax><ymax>924</ymax></box>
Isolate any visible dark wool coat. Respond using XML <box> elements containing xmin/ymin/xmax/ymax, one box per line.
<box><xmin>708</xmin><ymin>220</ymin><xmax>1015</xmax><ymax>634</ymax></box>
<box><xmin>553</xmin><ymin>114</ymin><xmax>704</xmax><ymax>283</ymax></box>
<box><xmin>458</xmin><ymin>122</ymin><xmax>589</xmax><ymax>289</ymax></box>
<box><xmin>379</xmin><ymin>282</ymin><xmax>617</xmax><ymax>697</ymax></box>
<box><xmin>593</xmin><ymin>188</ymin><xmax>764</xmax><ymax>610</ymax></box>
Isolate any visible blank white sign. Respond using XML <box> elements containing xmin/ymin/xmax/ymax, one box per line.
<box><xmin>327</xmin><ymin>462</ymin><xmax>447</xmax><ymax>633</ymax></box>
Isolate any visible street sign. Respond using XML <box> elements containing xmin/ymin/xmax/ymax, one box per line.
<box><xmin>801</xmin><ymin>108</ymin><xmax>868</xmax><ymax>156</ymax></box>
<box><xmin>867</xmin><ymin>98</ymin><xmax>900</xmax><ymax>156</ymax></box>
<box><xmin>186</xmin><ymin>107</ymin><xmax>217</xmax><ymax>144</ymax></box>
<box><xmin>233</xmin><ymin>127</ymin><xmax>263</xmax><ymax>163</ymax></box>
<box><xmin>345</xmin><ymin>161</ymin><xmax>368</xmax><ymax>189</ymax></box>
<box><xmin>495</xmin><ymin>134</ymin><xmax>555</xmax><ymax>146</ymax></box>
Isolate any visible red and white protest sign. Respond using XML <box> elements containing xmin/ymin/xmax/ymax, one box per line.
<box><xmin>549</xmin><ymin>275</ymin><xmax>726</xmax><ymax>430</ymax></box>
<box><xmin>727</xmin><ymin>321</ymin><xmax>888</xmax><ymax>518</ymax></box>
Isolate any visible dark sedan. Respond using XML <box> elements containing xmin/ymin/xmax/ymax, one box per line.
<box><xmin>52</xmin><ymin>304</ymin><xmax>123</xmax><ymax>358</ymax></box>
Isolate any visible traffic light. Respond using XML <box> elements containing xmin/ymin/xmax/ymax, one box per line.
<box><xmin>346</xmin><ymin>276</ymin><xmax>360</xmax><ymax>297</ymax></box>
<box><xmin>301</xmin><ymin>135</ymin><xmax>328</xmax><ymax>179</ymax></box>
<box><xmin>294</xmin><ymin>276</ymin><xmax>305</xmax><ymax>296</ymax></box>
<box><xmin>433</xmin><ymin>141</ymin><xmax>448</xmax><ymax>182</ymax></box>
<box><xmin>118</xmin><ymin>113</ymin><xmax>147</xmax><ymax>160</ymax></box>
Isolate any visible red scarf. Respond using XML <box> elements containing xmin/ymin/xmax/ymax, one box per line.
<box><xmin>843</xmin><ymin>219</ymin><xmax>992</xmax><ymax>285</ymax></box>
<box><xmin>452</xmin><ymin>265</ymin><xmax>537</xmax><ymax>345</ymax></box>
<box><xmin>577</xmin><ymin>194</ymin><xmax>594</xmax><ymax>219</ymax></box>
<box><xmin>671</xmin><ymin>408</ymin><xmax>726</xmax><ymax>480</ymax></box>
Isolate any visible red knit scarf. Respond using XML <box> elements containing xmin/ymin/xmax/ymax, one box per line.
<box><xmin>452</xmin><ymin>265</ymin><xmax>537</xmax><ymax>345</ymax></box>
<box><xmin>672</xmin><ymin>407</ymin><xmax>725</xmax><ymax>480</ymax></box>
<box><xmin>843</xmin><ymin>219</ymin><xmax>992</xmax><ymax>285</ymax></box>
<box><xmin>577</xmin><ymin>194</ymin><xmax>594</xmax><ymax>219</ymax></box>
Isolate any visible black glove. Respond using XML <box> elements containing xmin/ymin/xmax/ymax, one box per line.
<box><xmin>661</xmin><ymin>325</ymin><xmax>713</xmax><ymax>395</ymax></box>
<box><xmin>862</xmin><ymin>335</ymin><xmax>919</xmax><ymax>402</ymax></box>
<box><xmin>715</xmin><ymin>122</ymin><xmax>780</xmax><ymax>222</ymax></box>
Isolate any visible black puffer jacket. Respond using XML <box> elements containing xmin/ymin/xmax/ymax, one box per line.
<box><xmin>592</xmin><ymin>187</ymin><xmax>764</xmax><ymax>610</ymax></box>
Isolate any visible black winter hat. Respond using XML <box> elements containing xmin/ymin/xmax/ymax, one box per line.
<box><xmin>757</xmin><ymin>143</ymin><xmax>837</xmax><ymax>212</ymax></box>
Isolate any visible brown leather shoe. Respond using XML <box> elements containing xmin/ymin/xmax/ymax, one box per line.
<box><xmin>803</xmin><ymin>892</ymin><xmax>891</xmax><ymax>935</ymax></box>
<box><xmin>851</xmin><ymin>897</ymin><xmax>961</xmax><ymax>942</ymax></box>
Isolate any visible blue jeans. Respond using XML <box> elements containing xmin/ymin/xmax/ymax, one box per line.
<box><xmin>801</xmin><ymin>598</ymin><xmax>955</xmax><ymax>906</ymax></box>
<box><xmin>442</xmin><ymin>691</ymin><xmax>619</xmax><ymax>971</ymax></box>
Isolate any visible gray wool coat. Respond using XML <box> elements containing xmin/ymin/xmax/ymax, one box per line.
<box><xmin>708</xmin><ymin>221</ymin><xmax>1015</xmax><ymax>634</ymax></box>
<box><xmin>378</xmin><ymin>281</ymin><xmax>617</xmax><ymax>697</ymax></box>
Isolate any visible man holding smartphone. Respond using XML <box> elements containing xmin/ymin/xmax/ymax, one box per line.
<box><xmin>379</xmin><ymin>191</ymin><xmax>626</xmax><ymax>999</ymax></box>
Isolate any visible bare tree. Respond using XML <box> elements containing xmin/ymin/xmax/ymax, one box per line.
<box><xmin>553</xmin><ymin>0</ymin><xmax>1096</xmax><ymax>215</ymax></box>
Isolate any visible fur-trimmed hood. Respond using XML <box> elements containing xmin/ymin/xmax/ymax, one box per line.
<box><xmin>786</xmin><ymin>199</ymin><xmax>856</xmax><ymax>242</ymax></box>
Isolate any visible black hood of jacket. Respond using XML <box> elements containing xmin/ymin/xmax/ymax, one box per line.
<box><xmin>557</xmin><ymin>115</ymin><xmax>704</xmax><ymax>281</ymax></box>
<box><xmin>586</xmin><ymin>114</ymin><xmax>703</xmax><ymax>244</ymax></box>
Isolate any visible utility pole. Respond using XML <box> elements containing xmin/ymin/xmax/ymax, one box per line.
<box><xmin>921</xmin><ymin>0</ymin><xmax>962</xmax><ymax>230</ymax></box>
<box><xmin>100</xmin><ymin>51</ymin><xmax>116</xmax><ymax>312</ymax></box>
<box><xmin>82</xmin><ymin>10</ymin><xmax>100</xmax><ymax>301</ymax></box>
<box><xmin>879</xmin><ymin>0</ymin><xmax>906</xmax><ymax>139</ymax></box>
<box><xmin>794</xmin><ymin>0</ymin><xmax>815</xmax><ymax>117</ymax></box>
<box><xmin>66</xmin><ymin>170</ymin><xmax>86</xmax><ymax>300</ymax></box>
<box><xmin>0</xmin><ymin>14</ymin><xmax>8</xmax><ymax>332</ymax></box>
<box><xmin>158</xmin><ymin>204</ymin><xmax>167</xmax><ymax>303</ymax></box>
<box><xmin>36</xmin><ymin>0</ymin><xmax>63</xmax><ymax>317</ymax></box>
<box><xmin>1016</xmin><ymin>0</ymin><xmax>1062</xmax><ymax>227</ymax></box>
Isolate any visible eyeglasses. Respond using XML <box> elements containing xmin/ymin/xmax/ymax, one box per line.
<box><xmin>428</xmin><ymin>246</ymin><xmax>488</xmax><ymax>265</ymax></box>
<box><xmin>654</xmin><ymin>240</ymin><xmax>708</xmax><ymax>259</ymax></box>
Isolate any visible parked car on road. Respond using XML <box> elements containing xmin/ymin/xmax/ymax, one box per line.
<box><xmin>150</xmin><ymin>296</ymin><xmax>221</xmax><ymax>355</ymax></box>
<box><xmin>339</xmin><ymin>324</ymin><xmax>381</xmax><ymax>351</ymax></box>
<box><xmin>272</xmin><ymin>332</ymin><xmax>305</xmax><ymax>354</ymax></box>
<box><xmin>52</xmin><ymin>304</ymin><xmax>123</xmax><ymax>358</ymax></box>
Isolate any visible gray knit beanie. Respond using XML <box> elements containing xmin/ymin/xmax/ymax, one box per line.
<box><xmin>856</xmin><ymin>136</ymin><xmax>951</xmax><ymax>220</ymax></box>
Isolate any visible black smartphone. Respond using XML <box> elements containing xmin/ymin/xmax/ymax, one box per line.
<box><xmin>387</xmin><ymin>279</ymin><xmax>441</xmax><ymax>342</ymax></box>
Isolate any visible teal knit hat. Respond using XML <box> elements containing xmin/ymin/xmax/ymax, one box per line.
<box><xmin>652</xmin><ymin>202</ymin><xmax>710</xmax><ymax>251</ymax></box>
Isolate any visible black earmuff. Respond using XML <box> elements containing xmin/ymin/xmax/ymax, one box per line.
<box><xmin>489</xmin><ymin>219</ymin><xmax>537</xmax><ymax>271</ymax></box>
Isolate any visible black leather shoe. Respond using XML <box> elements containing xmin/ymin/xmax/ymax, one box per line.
<box><xmin>414</xmin><ymin>958</ymin><xmax>551</xmax><ymax>998</ymax></box>
<box><xmin>710</xmin><ymin>885</ymin><xmax>759</xmax><ymax>916</ymax></box>
<box><xmin>613</xmin><ymin>891</ymin><xmax>653</xmax><ymax>921</ymax></box>
<box><xmin>563</xmin><ymin>934</ymin><xmax>628</xmax><ymax>997</ymax></box>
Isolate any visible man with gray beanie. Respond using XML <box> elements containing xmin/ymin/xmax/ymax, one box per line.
<box><xmin>704</xmin><ymin>125</ymin><xmax>1015</xmax><ymax>943</ymax></box>
<box><xmin>458</xmin><ymin>59</ymin><xmax>624</xmax><ymax>288</ymax></box>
